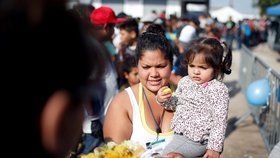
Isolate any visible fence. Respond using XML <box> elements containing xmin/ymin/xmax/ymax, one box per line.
<box><xmin>239</xmin><ymin>45</ymin><xmax>280</xmax><ymax>153</ymax></box>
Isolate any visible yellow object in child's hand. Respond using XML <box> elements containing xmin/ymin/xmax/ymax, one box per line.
<box><xmin>162</xmin><ymin>87</ymin><xmax>171</xmax><ymax>93</ymax></box>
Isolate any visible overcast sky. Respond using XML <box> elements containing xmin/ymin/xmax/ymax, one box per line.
<box><xmin>210</xmin><ymin>0</ymin><xmax>260</xmax><ymax>15</ymax></box>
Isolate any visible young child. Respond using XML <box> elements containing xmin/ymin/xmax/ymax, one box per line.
<box><xmin>157</xmin><ymin>37</ymin><xmax>232</xmax><ymax>158</ymax></box>
<box><xmin>118</xmin><ymin>18</ymin><xmax>139</xmax><ymax>57</ymax></box>
<box><xmin>115</xmin><ymin>18</ymin><xmax>139</xmax><ymax>88</ymax></box>
<box><xmin>119</xmin><ymin>54</ymin><xmax>140</xmax><ymax>91</ymax></box>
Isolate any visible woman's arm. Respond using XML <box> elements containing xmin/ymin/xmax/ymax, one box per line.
<box><xmin>103</xmin><ymin>91</ymin><xmax>133</xmax><ymax>143</ymax></box>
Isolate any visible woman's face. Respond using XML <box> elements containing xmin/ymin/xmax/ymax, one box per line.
<box><xmin>138</xmin><ymin>49</ymin><xmax>172</xmax><ymax>93</ymax></box>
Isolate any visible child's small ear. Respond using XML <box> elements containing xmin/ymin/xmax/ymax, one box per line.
<box><xmin>124</xmin><ymin>72</ymin><xmax>129</xmax><ymax>79</ymax></box>
<box><xmin>130</xmin><ymin>32</ymin><xmax>136</xmax><ymax>39</ymax></box>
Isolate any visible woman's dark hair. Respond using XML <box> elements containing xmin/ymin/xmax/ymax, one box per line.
<box><xmin>136</xmin><ymin>24</ymin><xmax>173</xmax><ymax>66</ymax></box>
<box><xmin>185</xmin><ymin>37</ymin><xmax>232</xmax><ymax>80</ymax></box>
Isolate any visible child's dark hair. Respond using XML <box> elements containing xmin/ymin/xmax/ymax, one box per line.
<box><xmin>119</xmin><ymin>18</ymin><xmax>139</xmax><ymax>38</ymax></box>
<box><xmin>136</xmin><ymin>24</ymin><xmax>173</xmax><ymax>66</ymax></box>
<box><xmin>122</xmin><ymin>54</ymin><xmax>137</xmax><ymax>75</ymax></box>
<box><xmin>210</xmin><ymin>27</ymin><xmax>222</xmax><ymax>40</ymax></box>
<box><xmin>185</xmin><ymin>37</ymin><xmax>232</xmax><ymax>80</ymax></box>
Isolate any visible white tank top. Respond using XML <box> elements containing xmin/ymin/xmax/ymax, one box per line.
<box><xmin>125</xmin><ymin>84</ymin><xmax>174</xmax><ymax>151</ymax></box>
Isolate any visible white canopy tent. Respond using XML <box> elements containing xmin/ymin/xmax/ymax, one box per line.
<box><xmin>210</xmin><ymin>6</ymin><xmax>244</xmax><ymax>23</ymax></box>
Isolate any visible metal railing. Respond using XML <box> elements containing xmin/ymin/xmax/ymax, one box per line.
<box><xmin>239</xmin><ymin>44</ymin><xmax>280</xmax><ymax>153</ymax></box>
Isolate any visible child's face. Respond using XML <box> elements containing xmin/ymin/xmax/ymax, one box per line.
<box><xmin>120</xmin><ymin>29</ymin><xmax>134</xmax><ymax>46</ymax></box>
<box><xmin>125</xmin><ymin>67</ymin><xmax>139</xmax><ymax>86</ymax></box>
<box><xmin>188</xmin><ymin>53</ymin><xmax>214</xmax><ymax>85</ymax></box>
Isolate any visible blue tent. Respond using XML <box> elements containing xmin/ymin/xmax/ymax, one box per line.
<box><xmin>266</xmin><ymin>4</ymin><xmax>280</xmax><ymax>16</ymax></box>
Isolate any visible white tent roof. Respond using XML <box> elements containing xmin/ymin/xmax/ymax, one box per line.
<box><xmin>210</xmin><ymin>6</ymin><xmax>244</xmax><ymax>23</ymax></box>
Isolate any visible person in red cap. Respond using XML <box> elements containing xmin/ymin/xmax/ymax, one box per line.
<box><xmin>88</xmin><ymin>6</ymin><xmax>124</xmax><ymax>115</ymax></box>
<box><xmin>90</xmin><ymin>6</ymin><xmax>126</xmax><ymax>44</ymax></box>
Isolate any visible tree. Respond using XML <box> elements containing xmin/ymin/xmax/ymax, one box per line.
<box><xmin>258</xmin><ymin>0</ymin><xmax>280</xmax><ymax>15</ymax></box>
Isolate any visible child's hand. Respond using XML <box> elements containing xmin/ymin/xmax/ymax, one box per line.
<box><xmin>156</xmin><ymin>86</ymin><xmax>172</xmax><ymax>104</ymax></box>
<box><xmin>202</xmin><ymin>149</ymin><xmax>220</xmax><ymax>158</ymax></box>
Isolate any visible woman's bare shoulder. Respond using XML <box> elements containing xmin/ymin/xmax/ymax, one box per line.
<box><xmin>104</xmin><ymin>86</ymin><xmax>138</xmax><ymax>143</ymax></box>
<box><xmin>104</xmin><ymin>89</ymin><xmax>131</xmax><ymax>126</ymax></box>
<box><xmin>109</xmin><ymin>84</ymin><xmax>139</xmax><ymax>110</ymax></box>
<box><xmin>110</xmin><ymin>90</ymin><xmax>130</xmax><ymax>108</ymax></box>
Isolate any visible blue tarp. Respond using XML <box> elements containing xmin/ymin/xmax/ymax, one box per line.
<box><xmin>266</xmin><ymin>4</ymin><xmax>280</xmax><ymax>16</ymax></box>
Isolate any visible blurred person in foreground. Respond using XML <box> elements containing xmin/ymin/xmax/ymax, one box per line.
<box><xmin>1</xmin><ymin>0</ymin><xmax>106</xmax><ymax>157</ymax></box>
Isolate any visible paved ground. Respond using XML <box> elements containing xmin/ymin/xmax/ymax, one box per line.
<box><xmin>221</xmin><ymin>44</ymin><xmax>280</xmax><ymax>158</ymax></box>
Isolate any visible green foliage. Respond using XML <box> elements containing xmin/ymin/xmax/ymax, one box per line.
<box><xmin>258</xmin><ymin>0</ymin><xmax>280</xmax><ymax>15</ymax></box>
<box><xmin>258</xmin><ymin>0</ymin><xmax>280</xmax><ymax>6</ymax></box>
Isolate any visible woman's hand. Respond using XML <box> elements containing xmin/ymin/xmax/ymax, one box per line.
<box><xmin>156</xmin><ymin>86</ymin><xmax>172</xmax><ymax>104</ymax></box>
<box><xmin>202</xmin><ymin>149</ymin><xmax>220</xmax><ymax>158</ymax></box>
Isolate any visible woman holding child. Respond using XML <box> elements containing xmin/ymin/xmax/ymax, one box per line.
<box><xmin>103</xmin><ymin>24</ymin><xmax>184</xmax><ymax>158</ymax></box>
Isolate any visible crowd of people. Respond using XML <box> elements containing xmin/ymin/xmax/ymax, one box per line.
<box><xmin>2</xmin><ymin>1</ymin><xmax>278</xmax><ymax>158</ymax></box>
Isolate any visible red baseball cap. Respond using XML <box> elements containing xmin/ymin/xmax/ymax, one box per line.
<box><xmin>90</xmin><ymin>6</ymin><xmax>126</xmax><ymax>25</ymax></box>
